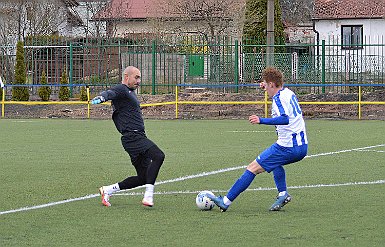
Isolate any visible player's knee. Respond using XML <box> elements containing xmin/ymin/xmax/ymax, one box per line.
<box><xmin>150</xmin><ymin>147</ymin><xmax>165</xmax><ymax>163</ymax></box>
<box><xmin>158</xmin><ymin>150</ymin><xmax>165</xmax><ymax>162</ymax></box>
<box><xmin>156</xmin><ymin>148</ymin><xmax>165</xmax><ymax>160</ymax></box>
<box><xmin>247</xmin><ymin>160</ymin><xmax>265</xmax><ymax>174</ymax></box>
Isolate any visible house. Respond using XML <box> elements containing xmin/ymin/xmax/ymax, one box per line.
<box><xmin>72</xmin><ymin>0</ymin><xmax>108</xmax><ymax>37</ymax></box>
<box><xmin>312</xmin><ymin>0</ymin><xmax>385</xmax><ymax>79</ymax></box>
<box><xmin>313</xmin><ymin>0</ymin><xmax>385</xmax><ymax>45</ymax></box>
<box><xmin>92</xmin><ymin>0</ymin><xmax>158</xmax><ymax>37</ymax></box>
<box><xmin>0</xmin><ymin>0</ymin><xmax>82</xmax><ymax>42</ymax></box>
<box><xmin>281</xmin><ymin>0</ymin><xmax>315</xmax><ymax>44</ymax></box>
<box><xmin>92</xmin><ymin>0</ymin><xmax>245</xmax><ymax>38</ymax></box>
<box><xmin>61</xmin><ymin>0</ymin><xmax>84</xmax><ymax>36</ymax></box>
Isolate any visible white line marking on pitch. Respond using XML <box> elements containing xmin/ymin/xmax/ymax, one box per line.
<box><xmin>304</xmin><ymin>144</ymin><xmax>385</xmax><ymax>158</ymax></box>
<box><xmin>12</xmin><ymin>120</ymin><xmax>36</xmax><ymax>123</ymax></box>
<box><xmin>1</xmin><ymin>144</ymin><xmax>384</xmax><ymax>216</ymax></box>
<box><xmin>0</xmin><ymin>195</ymin><xmax>97</xmax><ymax>216</ymax></box>
<box><xmin>356</xmin><ymin>150</ymin><xmax>385</xmax><ymax>153</ymax></box>
<box><xmin>116</xmin><ymin>180</ymin><xmax>385</xmax><ymax>196</ymax></box>
<box><xmin>227</xmin><ymin>130</ymin><xmax>274</xmax><ymax>133</ymax></box>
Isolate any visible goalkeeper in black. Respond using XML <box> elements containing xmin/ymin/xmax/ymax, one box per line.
<box><xmin>91</xmin><ymin>66</ymin><xmax>165</xmax><ymax>207</ymax></box>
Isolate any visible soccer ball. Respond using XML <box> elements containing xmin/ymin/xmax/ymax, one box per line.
<box><xmin>196</xmin><ymin>191</ymin><xmax>215</xmax><ymax>211</ymax></box>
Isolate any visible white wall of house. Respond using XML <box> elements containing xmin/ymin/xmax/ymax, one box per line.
<box><xmin>113</xmin><ymin>19</ymin><xmax>240</xmax><ymax>38</ymax></box>
<box><xmin>314</xmin><ymin>19</ymin><xmax>385</xmax><ymax>74</ymax></box>
<box><xmin>285</xmin><ymin>23</ymin><xmax>315</xmax><ymax>44</ymax></box>
<box><xmin>315</xmin><ymin>19</ymin><xmax>385</xmax><ymax>49</ymax></box>
<box><xmin>114</xmin><ymin>21</ymin><xmax>152</xmax><ymax>36</ymax></box>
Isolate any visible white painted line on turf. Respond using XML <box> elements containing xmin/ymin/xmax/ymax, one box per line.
<box><xmin>12</xmin><ymin>120</ymin><xmax>36</xmax><ymax>123</ymax></box>
<box><xmin>356</xmin><ymin>150</ymin><xmax>385</xmax><ymax>153</ymax></box>
<box><xmin>304</xmin><ymin>144</ymin><xmax>385</xmax><ymax>159</ymax></box>
<box><xmin>286</xmin><ymin>180</ymin><xmax>385</xmax><ymax>189</ymax></box>
<box><xmin>0</xmin><ymin>144</ymin><xmax>384</xmax><ymax>216</ymax></box>
<box><xmin>0</xmin><ymin>194</ymin><xmax>98</xmax><ymax>215</ymax></box>
<box><xmin>115</xmin><ymin>179</ymin><xmax>385</xmax><ymax>196</ymax></box>
<box><xmin>155</xmin><ymin>166</ymin><xmax>246</xmax><ymax>185</ymax></box>
<box><xmin>154</xmin><ymin>143</ymin><xmax>385</xmax><ymax>187</ymax></box>
<box><xmin>227</xmin><ymin>130</ymin><xmax>274</xmax><ymax>133</ymax></box>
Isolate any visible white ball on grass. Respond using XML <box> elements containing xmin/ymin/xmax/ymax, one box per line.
<box><xmin>196</xmin><ymin>190</ymin><xmax>215</xmax><ymax>211</ymax></box>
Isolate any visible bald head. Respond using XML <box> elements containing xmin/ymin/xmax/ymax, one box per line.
<box><xmin>123</xmin><ymin>66</ymin><xmax>136</xmax><ymax>77</ymax></box>
<box><xmin>122</xmin><ymin>66</ymin><xmax>141</xmax><ymax>89</ymax></box>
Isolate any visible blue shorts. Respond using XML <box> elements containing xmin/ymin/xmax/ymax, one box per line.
<box><xmin>256</xmin><ymin>143</ymin><xmax>308</xmax><ymax>173</ymax></box>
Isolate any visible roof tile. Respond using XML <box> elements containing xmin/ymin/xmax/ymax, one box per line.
<box><xmin>313</xmin><ymin>0</ymin><xmax>385</xmax><ymax>19</ymax></box>
<box><xmin>93</xmin><ymin>0</ymin><xmax>159</xmax><ymax>20</ymax></box>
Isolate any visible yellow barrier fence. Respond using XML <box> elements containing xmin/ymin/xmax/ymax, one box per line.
<box><xmin>1</xmin><ymin>86</ymin><xmax>385</xmax><ymax>119</ymax></box>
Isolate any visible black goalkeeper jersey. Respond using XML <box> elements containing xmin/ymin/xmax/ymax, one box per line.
<box><xmin>101</xmin><ymin>84</ymin><xmax>145</xmax><ymax>135</ymax></box>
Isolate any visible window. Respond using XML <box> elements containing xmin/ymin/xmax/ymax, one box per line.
<box><xmin>341</xmin><ymin>25</ymin><xmax>363</xmax><ymax>49</ymax></box>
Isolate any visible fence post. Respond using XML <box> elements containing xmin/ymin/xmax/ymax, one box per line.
<box><xmin>152</xmin><ymin>40</ymin><xmax>156</xmax><ymax>95</ymax></box>
<box><xmin>358</xmin><ymin>86</ymin><xmax>362</xmax><ymax>120</ymax></box>
<box><xmin>321</xmin><ymin>40</ymin><xmax>326</xmax><ymax>93</ymax></box>
<box><xmin>175</xmin><ymin>85</ymin><xmax>179</xmax><ymax>119</ymax></box>
<box><xmin>69</xmin><ymin>42</ymin><xmax>73</xmax><ymax>97</ymax></box>
<box><xmin>234</xmin><ymin>39</ymin><xmax>239</xmax><ymax>93</ymax></box>
<box><xmin>1</xmin><ymin>87</ymin><xmax>4</xmax><ymax>118</ymax></box>
<box><xmin>86</xmin><ymin>86</ymin><xmax>90</xmax><ymax>119</ymax></box>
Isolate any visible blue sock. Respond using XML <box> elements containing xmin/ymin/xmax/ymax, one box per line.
<box><xmin>273</xmin><ymin>166</ymin><xmax>287</xmax><ymax>192</ymax></box>
<box><xmin>226</xmin><ymin>170</ymin><xmax>256</xmax><ymax>201</ymax></box>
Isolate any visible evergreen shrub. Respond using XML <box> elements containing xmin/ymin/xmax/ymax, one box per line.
<box><xmin>58</xmin><ymin>69</ymin><xmax>70</xmax><ymax>101</ymax></box>
<box><xmin>12</xmin><ymin>41</ymin><xmax>29</xmax><ymax>101</ymax></box>
<box><xmin>38</xmin><ymin>71</ymin><xmax>51</xmax><ymax>101</ymax></box>
<box><xmin>80</xmin><ymin>86</ymin><xmax>88</xmax><ymax>101</ymax></box>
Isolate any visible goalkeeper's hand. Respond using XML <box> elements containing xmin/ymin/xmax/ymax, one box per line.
<box><xmin>90</xmin><ymin>96</ymin><xmax>106</xmax><ymax>105</ymax></box>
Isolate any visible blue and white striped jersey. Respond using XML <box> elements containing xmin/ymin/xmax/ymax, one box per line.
<box><xmin>271</xmin><ymin>88</ymin><xmax>308</xmax><ymax>147</ymax></box>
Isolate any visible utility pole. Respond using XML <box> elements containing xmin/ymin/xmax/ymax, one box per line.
<box><xmin>266</xmin><ymin>0</ymin><xmax>275</xmax><ymax>66</ymax></box>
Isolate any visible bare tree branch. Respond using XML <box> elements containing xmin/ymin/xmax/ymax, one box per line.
<box><xmin>153</xmin><ymin>0</ymin><xmax>246</xmax><ymax>37</ymax></box>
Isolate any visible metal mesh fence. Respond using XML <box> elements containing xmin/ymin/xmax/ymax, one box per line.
<box><xmin>0</xmin><ymin>35</ymin><xmax>384</xmax><ymax>98</ymax></box>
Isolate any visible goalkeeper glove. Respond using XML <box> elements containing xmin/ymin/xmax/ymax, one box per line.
<box><xmin>91</xmin><ymin>96</ymin><xmax>106</xmax><ymax>104</ymax></box>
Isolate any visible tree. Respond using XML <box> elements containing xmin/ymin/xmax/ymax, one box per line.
<box><xmin>0</xmin><ymin>2</ymin><xmax>17</xmax><ymax>84</ymax></box>
<box><xmin>0</xmin><ymin>0</ymin><xmax>68</xmax><ymax>84</ymax></box>
<box><xmin>90</xmin><ymin>0</ymin><xmax>130</xmax><ymax>38</ymax></box>
<box><xmin>79</xmin><ymin>0</ymin><xmax>109</xmax><ymax>38</ymax></box>
<box><xmin>79</xmin><ymin>86</ymin><xmax>88</xmax><ymax>101</ymax></box>
<box><xmin>58</xmin><ymin>69</ymin><xmax>70</xmax><ymax>101</ymax></box>
<box><xmin>0</xmin><ymin>0</ymin><xmax>66</xmax><ymax>40</ymax></box>
<box><xmin>12</xmin><ymin>41</ymin><xmax>29</xmax><ymax>101</ymax></box>
<box><xmin>38</xmin><ymin>70</ymin><xmax>51</xmax><ymax>101</ymax></box>
<box><xmin>154</xmin><ymin>0</ymin><xmax>246</xmax><ymax>38</ymax></box>
<box><xmin>279</xmin><ymin>0</ymin><xmax>314</xmax><ymax>25</ymax></box>
<box><xmin>243</xmin><ymin>0</ymin><xmax>285</xmax><ymax>51</ymax></box>
<box><xmin>19</xmin><ymin>0</ymin><xmax>66</xmax><ymax>38</ymax></box>
<box><xmin>152</xmin><ymin>0</ymin><xmax>246</xmax><ymax>83</ymax></box>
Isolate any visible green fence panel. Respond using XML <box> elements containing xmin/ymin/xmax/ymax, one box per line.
<box><xmin>0</xmin><ymin>35</ymin><xmax>384</xmax><ymax>96</ymax></box>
